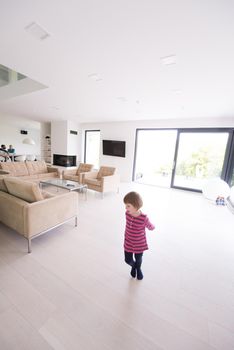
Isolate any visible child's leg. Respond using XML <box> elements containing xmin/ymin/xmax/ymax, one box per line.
<box><xmin>135</xmin><ymin>253</ymin><xmax>144</xmax><ymax>280</ymax></box>
<box><xmin>124</xmin><ymin>251</ymin><xmax>136</xmax><ymax>277</ymax></box>
<box><xmin>124</xmin><ymin>251</ymin><xmax>134</xmax><ymax>266</ymax></box>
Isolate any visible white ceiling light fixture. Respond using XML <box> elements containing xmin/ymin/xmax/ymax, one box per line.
<box><xmin>88</xmin><ymin>73</ymin><xmax>103</xmax><ymax>82</ymax></box>
<box><xmin>25</xmin><ymin>22</ymin><xmax>50</xmax><ymax>41</ymax></box>
<box><xmin>172</xmin><ymin>89</ymin><xmax>182</xmax><ymax>94</ymax></box>
<box><xmin>160</xmin><ymin>55</ymin><xmax>177</xmax><ymax>65</ymax></box>
<box><xmin>117</xmin><ymin>96</ymin><xmax>127</xmax><ymax>102</ymax></box>
<box><xmin>23</xmin><ymin>137</ymin><xmax>35</xmax><ymax>145</ymax></box>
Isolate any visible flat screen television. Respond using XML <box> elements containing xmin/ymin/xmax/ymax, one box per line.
<box><xmin>102</xmin><ymin>140</ymin><xmax>126</xmax><ymax>157</ymax></box>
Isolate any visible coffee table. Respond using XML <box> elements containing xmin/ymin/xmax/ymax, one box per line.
<box><xmin>40</xmin><ymin>179</ymin><xmax>87</xmax><ymax>200</ymax></box>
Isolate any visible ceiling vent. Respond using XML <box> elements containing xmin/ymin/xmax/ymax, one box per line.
<box><xmin>160</xmin><ymin>55</ymin><xmax>177</xmax><ymax>65</ymax></box>
<box><xmin>25</xmin><ymin>22</ymin><xmax>50</xmax><ymax>41</ymax></box>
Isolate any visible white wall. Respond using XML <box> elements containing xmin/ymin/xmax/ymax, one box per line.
<box><xmin>67</xmin><ymin>121</ymin><xmax>80</xmax><ymax>158</ymax></box>
<box><xmin>81</xmin><ymin>116</ymin><xmax>234</xmax><ymax>181</ymax></box>
<box><xmin>0</xmin><ymin>114</ymin><xmax>41</xmax><ymax>155</ymax></box>
<box><xmin>51</xmin><ymin>120</ymin><xmax>81</xmax><ymax>162</ymax></box>
<box><xmin>51</xmin><ymin>121</ymin><xmax>68</xmax><ymax>155</ymax></box>
<box><xmin>40</xmin><ymin>122</ymin><xmax>51</xmax><ymax>139</ymax></box>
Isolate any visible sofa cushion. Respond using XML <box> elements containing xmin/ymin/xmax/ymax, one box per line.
<box><xmin>0</xmin><ymin>178</ymin><xmax>8</xmax><ymax>193</ymax></box>
<box><xmin>41</xmin><ymin>190</ymin><xmax>55</xmax><ymax>199</ymax></box>
<box><xmin>97</xmin><ymin>166</ymin><xmax>115</xmax><ymax>179</ymax></box>
<box><xmin>64</xmin><ymin>174</ymin><xmax>79</xmax><ymax>182</ymax></box>
<box><xmin>0</xmin><ymin>162</ymin><xmax>29</xmax><ymax>176</ymax></box>
<box><xmin>85</xmin><ymin>178</ymin><xmax>101</xmax><ymax>186</ymax></box>
<box><xmin>4</xmin><ymin>178</ymin><xmax>44</xmax><ymax>203</ymax></box>
<box><xmin>19</xmin><ymin>174</ymin><xmax>39</xmax><ymax>180</ymax></box>
<box><xmin>26</xmin><ymin>160</ymin><xmax>48</xmax><ymax>175</ymax></box>
<box><xmin>37</xmin><ymin>172</ymin><xmax>58</xmax><ymax>179</ymax></box>
<box><xmin>77</xmin><ymin>163</ymin><xmax>93</xmax><ymax>175</ymax></box>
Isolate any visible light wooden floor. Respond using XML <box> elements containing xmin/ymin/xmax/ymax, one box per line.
<box><xmin>0</xmin><ymin>183</ymin><xmax>234</xmax><ymax>350</ymax></box>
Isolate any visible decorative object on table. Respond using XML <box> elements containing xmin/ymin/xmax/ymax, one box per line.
<box><xmin>215</xmin><ymin>196</ymin><xmax>226</xmax><ymax>206</ymax></box>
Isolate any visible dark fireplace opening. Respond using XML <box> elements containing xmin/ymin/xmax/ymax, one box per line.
<box><xmin>53</xmin><ymin>154</ymin><xmax>77</xmax><ymax>167</ymax></box>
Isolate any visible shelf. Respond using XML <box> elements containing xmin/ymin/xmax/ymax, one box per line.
<box><xmin>41</xmin><ymin>136</ymin><xmax>51</xmax><ymax>163</ymax></box>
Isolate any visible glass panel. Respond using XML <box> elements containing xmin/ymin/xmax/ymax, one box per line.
<box><xmin>230</xmin><ymin>167</ymin><xmax>234</xmax><ymax>187</ymax></box>
<box><xmin>85</xmin><ymin>131</ymin><xmax>100</xmax><ymax>169</ymax></box>
<box><xmin>134</xmin><ymin>130</ymin><xmax>177</xmax><ymax>187</ymax></box>
<box><xmin>173</xmin><ymin>132</ymin><xmax>229</xmax><ymax>190</ymax></box>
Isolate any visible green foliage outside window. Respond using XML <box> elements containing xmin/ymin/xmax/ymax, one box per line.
<box><xmin>176</xmin><ymin>147</ymin><xmax>223</xmax><ymax>178</ymax></box>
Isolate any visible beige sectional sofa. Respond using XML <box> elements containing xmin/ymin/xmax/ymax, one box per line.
<box><xmin>0</xmin><ymin>160</ymin><xmax>59</xmax><ymax>181</ymax></box>
<box><xmin>0</xmin><ymin>177</ymin><xmax>78</xmax><ymax>253</ymax></box>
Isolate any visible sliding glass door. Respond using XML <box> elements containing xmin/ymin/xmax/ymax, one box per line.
<box><xmin>172</xmin><ymin>130</ymin><xmax>230</xmax><ymax>191</ymax></box>
<box><xmin>231</xmin><ymin>169</ymin><xmax>234</xmax><ymax>187</ymax></box>
<box><xmin>134</xmin><ymin>128</ymin><xmax>234</xmax><ymax>192</ymax></box>
<box><xmin>133</xmin><ymin>129</ymin><xmax>177</xmax><ymax>187</ymax></box>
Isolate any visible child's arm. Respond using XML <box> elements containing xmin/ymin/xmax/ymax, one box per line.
<box><xmin>145</xmin><ymin>216</ymin><xmax>155</xmax><ymax>230</ymax></box>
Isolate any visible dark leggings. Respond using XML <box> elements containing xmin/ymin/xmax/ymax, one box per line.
<box><xmin>124</xmin><ymin>251</ymin><xmax>143</xmax><ymax>269</ymax></box>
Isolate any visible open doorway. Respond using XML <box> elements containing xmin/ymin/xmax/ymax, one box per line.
<box><xmin>84</xmin><ymin>130</ymin><xmax>100</xmax><ymax>169</ymax></box>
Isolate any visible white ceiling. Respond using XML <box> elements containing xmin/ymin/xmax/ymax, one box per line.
<box><xmin>0</xmin><ymin>0</ymin><xmax>234</xmax><ymax>124</ymax></box>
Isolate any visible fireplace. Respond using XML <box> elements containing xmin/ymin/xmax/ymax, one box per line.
<box><xmin>53</xmin><ymin>154</ymin><xmax>77</xmax><ymax>167</ymax></box>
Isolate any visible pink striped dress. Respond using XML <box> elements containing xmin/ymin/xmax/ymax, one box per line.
<box><xmin>124</xmin><ymin>211</ymin><xmax>155</xmax><ymax>253</ymax></box>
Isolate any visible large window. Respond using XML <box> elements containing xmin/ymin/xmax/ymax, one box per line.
<box><xmin>231</xmin><ymin>169</ymin><xmax>234</xmax><ymax>187</ymax></box>
<box><xmin>172</xmin><ymin>131</ymin><xmax>229</xmax><ymax>191</ymax></box>
<box><xmin>133</xmin><ymin>129</ymin><xmax>177</xmax><ymax>187</ymax></box>
<box><xmin>84</xmin><ymin>130</ymin><xmax>100</xmax><ymax>169</ymax></box>
<box><xmin>134</xmin><ymin>128</ymin><xmax>234</xmax><ymax>192</ymax></box>
<box><xmin>227</xmin><ymin>133</ymin><xmax>234</xmax><ymax>187</ymax></box>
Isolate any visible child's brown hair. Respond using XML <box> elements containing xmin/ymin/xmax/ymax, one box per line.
<box><xmin>123</xmin><ymin>191</ymin><xmax>143</xmax><ymax>210</ymax></box>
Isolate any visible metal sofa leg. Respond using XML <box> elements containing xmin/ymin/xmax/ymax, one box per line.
<box><xmin>75</xmin><ymin>216</ymin><xmax>78</xmax><ymax>227</ymax></box>
<box><xmin>27</xmin><ymin>238</ymin><xmax>32</xmax><ymax>253</ymax></box>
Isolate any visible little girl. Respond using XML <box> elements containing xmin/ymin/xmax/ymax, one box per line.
<box><xmin>123</xmin><ymin>191</ymin><xmax>155</xmax><ymax>280</ymax></box>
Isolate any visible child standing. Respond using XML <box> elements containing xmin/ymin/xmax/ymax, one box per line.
<box><xmin>123</xmin><ymin>191</ymin><xmax>155</xmax><ymax>280</ymax></box>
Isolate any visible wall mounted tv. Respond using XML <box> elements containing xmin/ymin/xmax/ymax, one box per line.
<box><xmin>102</xmin><ymin>140</ymin><xmax>126</xmax><ymax>158</ymax></box>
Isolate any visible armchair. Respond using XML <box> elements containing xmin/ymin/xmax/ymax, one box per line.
<box><xmin>62</xmin><ymin>163</ymin><xmax>94</xmax><ymax>183</ymax></box>
<box><xmin>83</xmin><ymin>166</ymin><xmax>120</xmax><ymax>197</ymax></box>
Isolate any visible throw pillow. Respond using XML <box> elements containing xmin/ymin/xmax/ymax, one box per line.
<box><xmin>4</xmin><ymin>178</ymin><xmax>44</xmax><ymax>203</ymax></box>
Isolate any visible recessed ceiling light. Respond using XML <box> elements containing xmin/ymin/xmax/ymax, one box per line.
<box><xmin>172</xmin><ymin>89</ymin><xmax>182</xmax><ymax>94</ymax></box>
<box><xmin>88</xmin><ymin>73</ymin><xmax>102</xmax><ymax>82</ymax></box>
<box><xmin>160</xmin><ymin>55</ymin><xmax>177</xmax><ymax>65</ymax></box>
<box><xmin>25</xmin><ymin>22</ymin><xmax>50</xmax><ymax>41</ymax></box>
<box><xmin>117</xmin><ymin>97</ymin><xmax>127</xmax><ymax>102</ymax></box>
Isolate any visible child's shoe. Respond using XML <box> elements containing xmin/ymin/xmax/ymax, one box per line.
<box><xmin>137</xmin><ymin>268</ymin><xmax>144</xmax><ymax>280</ymax></box>
<box><xmin>130</xmin><ymin>266</ymin><xmax>136</xmax><ymax>278</ymax></box>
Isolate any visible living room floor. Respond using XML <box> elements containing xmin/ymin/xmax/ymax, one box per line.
<box><xmin>0</xmin><ymin>183</ymin><xmax>233</xmax><ymax>350</ymax></box>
